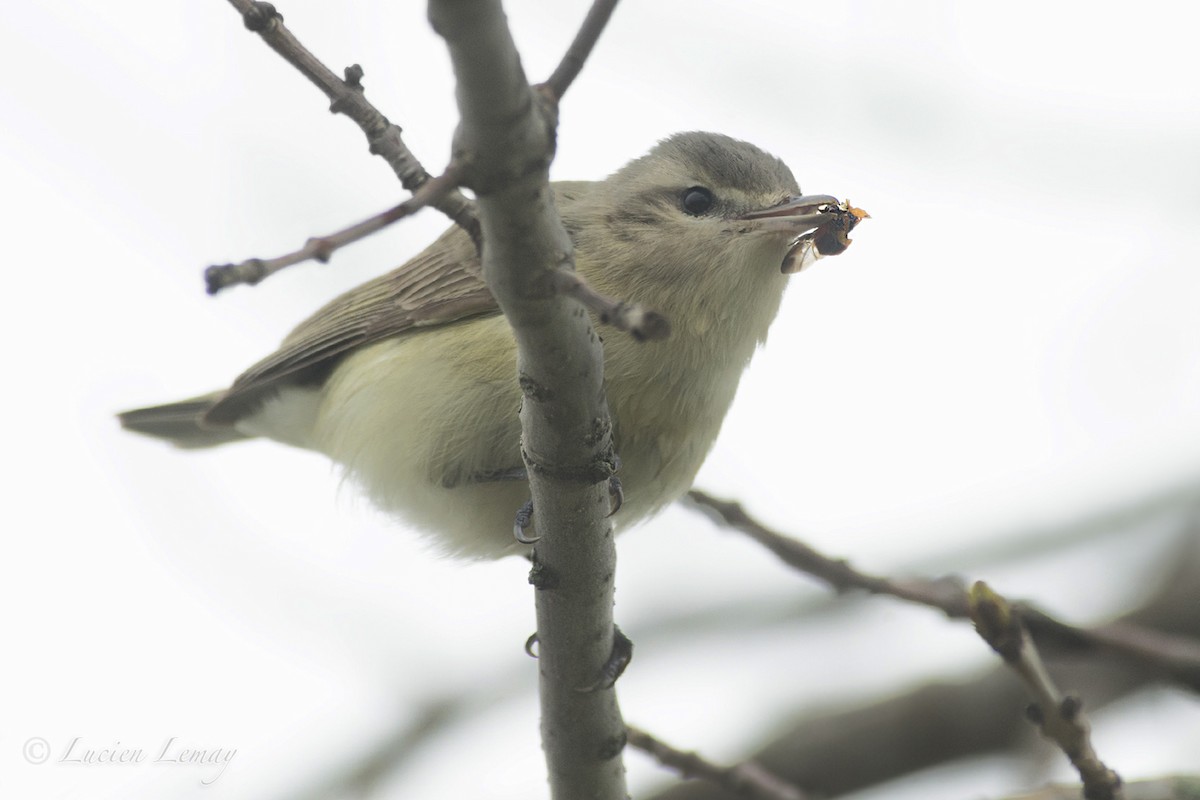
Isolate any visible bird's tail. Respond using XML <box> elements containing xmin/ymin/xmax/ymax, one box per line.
<box><xmin>118</xmin><ymin>392</ymin><xmax>250</xmax><ymax>449</ymax></box>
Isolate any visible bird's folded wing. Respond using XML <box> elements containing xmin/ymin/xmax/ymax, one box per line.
<box><xmin>204</xmin><ymin>223</ymin><xmax>498</xmax><ymax>425</ymax></box>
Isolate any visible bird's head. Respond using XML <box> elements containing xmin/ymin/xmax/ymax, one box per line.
<box><xmin>569</xmin><ymin>132</ymin><xmax>865</xmax><ymax>344</ymax></box>
<box><xmin>598</xmin><ymin>131</ymin><xmax>857</xmax><ymax>270</ymax></box>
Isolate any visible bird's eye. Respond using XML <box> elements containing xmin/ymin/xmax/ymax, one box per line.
<box><xmin>681</xmin><ymin>186</ymin><xmax>715</xmax><ymax>216</ymax></box>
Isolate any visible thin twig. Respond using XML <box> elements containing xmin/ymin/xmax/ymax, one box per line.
<box><xmin>204</xmin><ymin>166</ymin><xmax>461</xmax><ymax>294</ymax></box>
<box><xmin>627</xmin><ymin>725</ymin><xmax>808</xmax><ymax>800</ymax></box>
<box><xmin>226</xmin><ymin>0</ymin><xmax>479</xmax><ymax>242</ymax></box>
<box><xmin>226</xmin><ymin>0</ymin><xmax>662</xmax><ymax>344</ymax></box>
<box><xmin>970</xmin><ymin>582</ymin><xmax>1124</xmax><ymax>800</ymax></box>
<box><xmin>684</xmin><ymin>490</ymin><xmax>1200</xmax><ymax>693</ymax></box>
<box><xmin>541</xmin><ymin>0</ymin><xmax>621</xmax><ymax>101</ymax></box>
<box><xmin>551</xmin><ymin>268</ymin><xmax>670</xmax><ymax>341</ymax></box>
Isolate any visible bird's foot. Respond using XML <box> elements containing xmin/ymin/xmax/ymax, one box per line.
<box><xmin>577</xmin><ymin>625</ymin><xmax>633</xmax><ymax>692</ymax></box>
<box><xmin>522</xmin><ymin>626</ymin><xmax>634</xmax><ymax>691</ymax></box>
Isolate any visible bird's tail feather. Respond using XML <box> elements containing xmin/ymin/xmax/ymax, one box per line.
<box><xmin>118</xmin><ymin>393</ymin><xmax>249</xmax><ymax>449</ymax></box>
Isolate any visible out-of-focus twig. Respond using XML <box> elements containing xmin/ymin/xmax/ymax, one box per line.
<box><xmin>652</xmin><ymin>523</ymin><xmax>1200</xmax><ymax>800</ymax></box>
<box><xmin>913</xmin><ymin>478</ymin><xmax>1200</xmax><ymax>575</ymax></box>
<box><xmin>1005</xmin><ymin>776</ymin><xmax>1200</xmax><ymax>800</ymax></box>
<box><xmin>970</xmin><ymin>581</ymin><xmax>1124</xmax><ymax>800</ymax></box>
<box><xmin>282</xmin><ymin>698</ymin><xmax>462</xmax><ymax>800</ymax></box>
<box><xmin>627</xmin><ymin>725</ymin><xmax>808</xmax><ymax>800</ymax></box>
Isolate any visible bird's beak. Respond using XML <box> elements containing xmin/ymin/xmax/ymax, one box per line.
<box><xmin>741</xmin><ymin>194</ymin><xmax>870</xmax><ymax>274</ymax></box>
<box><xmin>738</xmin><ymin>194</ymin><xmax>840</xmax><ymax>235</ymax></box>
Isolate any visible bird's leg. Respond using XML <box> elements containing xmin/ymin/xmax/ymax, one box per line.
<box><xmin>469</xmin><ymin>466</ymin><xmax>529</xmax><ymax>483</ymax></box>
<box><xmin>458</xmin><ymin>466</ymin><xmax>539</xmax><ymax>544</ymax></box>
<box><xmin>511</xmin><ymin>474</ymin><xmax>620</xmax><ymax>541</ymax></box>
<box><xmin>471</xmin><ymin>455</ymin><xmax>621</xmax><ymax>541</ymax></box>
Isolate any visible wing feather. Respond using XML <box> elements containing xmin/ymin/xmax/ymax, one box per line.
<box><xmin>204</xmin><ymin>223</ymin><xmax>497</xmax><ymax>424</ymax></box>
<box><xmin>202</xmin><ymin>181</ymin><xmax>594</xmax><ymax>426</ymax></box>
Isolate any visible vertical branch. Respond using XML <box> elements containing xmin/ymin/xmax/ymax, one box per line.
<box><xmin>427</xmin><ymin>1</ymin><xmax>627</xmax><ymax>798</ymax></box>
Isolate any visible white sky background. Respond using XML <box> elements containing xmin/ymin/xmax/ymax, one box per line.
<box><xmin>2</xmin><ymin>1</ymin><xmax>1200</xmax><ymax>798</ymax></box>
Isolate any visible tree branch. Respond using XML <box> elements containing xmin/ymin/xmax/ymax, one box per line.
<box><xmin>651</xmin><ymin>524</ymin><xmax>1200</xmax><ymax>800</ymax></box>
<box><xmin>685</xmin><ymin>490</ymin><xmax>1200</xmax><ymax>693</ymax></box>
<box><xmin>226</xmin><ymin>0</ymin><xmax>479</xmax><ymax>242</ymax></box>
<box><xmin>970</xmin><ymin>582</ymin><xmax>1124</xmax><ymax>800</ymax></box>
<box><xmin>204</xmin><ymin>166</ymin><xmax>462</xmax><ymax>293</ymax></box>
<box><xmin>223</xmin><ymin>0</ymin><xmax>662</xmax><ymax>344</ymax></box>
<box><xmin>627</xmin><ymin>725</ymin><xmax>807</xmax><ymax>800</ymax></box>
<box><xmin>542</xmin><ymin>0</ymin><xmax>620</xmax><ymax>102</ymax></box>
<box><xmin>427</xmin><ymin>1</ymin><xmax>627</xmax><ymax>798</ymax></box>
<box><xmin>551</xmin><ymin>267</ymin><xmax>670</xmax><ymax>341</ymax></box>
<box><xmin>1002</xmin><ymin>776</ymin><xmax>1200</xmax><ymax>800</ymax></box>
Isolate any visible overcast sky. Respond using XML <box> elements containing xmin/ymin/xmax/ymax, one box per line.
<box><xmin>3</xmin><ymin>2</ymin><xmax>1200</xmax><ymax>798</ymax></box>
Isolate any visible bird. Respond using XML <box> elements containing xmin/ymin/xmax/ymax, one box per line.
<box><xmin>120</xmin><ymin>131</ymin><xmax>865</xmax><ymax>558</ymax></box>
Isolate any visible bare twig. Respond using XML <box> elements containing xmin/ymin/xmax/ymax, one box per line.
<box><xmin>204</xmin><ymin>166</ymin><xmax>462</xmax><ymax>294</ymax></box>
<box><xmin>970</xmin><ymin>582</ymin><xmax>1124</xmax><ymax>800</ymax></box>
<box><xmin>628</xmin><ymin>725</ymin><xmax>808</xmax><ymax>800</ymax></box>
<box><xmin>541</xmin><ymin>0</ymin><xmax>621</xmax><ymax>101</ymax></box>
<box><xmin>684</xmin><ymin>490</ymin><xmax>1200</xmax><ymax>693</ymax></box>
<box><xmin>551</xmin><ymin>268</ymin><xmax>670</xmax><ymax>341</ymax></box>
<box><xmin>651</xmin><ymin>524</ymin><xmax>1200</xmax><ymax>800</ymax></box>
<box><xmin>223</xmin><ymin>0</ymin><xmax>663</xmax><ymax>346</ymax></box>
<box><xmin>226</xmin><ymin>0</ymin><xmax>479</xmax><ymax>242</ymax></box>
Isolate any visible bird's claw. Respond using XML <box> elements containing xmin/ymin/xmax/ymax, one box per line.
<box><xmin>606</xmin><ymin>475</ymin><xmax>624</xmax><ymax>518</ymax></box>
<box><xmin>514</xmin><ymin>499</ymin><xmax>539</xmax><ymax>543</ymax></box>
<box><xmin>576</xmin><ymin>625</ymin><xmax>633</xmax><ymax>692</ymax></box>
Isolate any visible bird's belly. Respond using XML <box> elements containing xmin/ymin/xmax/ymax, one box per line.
<box><xmin>304</xmin><ymin>316</ymin><xmax>742</xmax><ymax>558</ymax></box>
<box><xmin>309</xmin><ymin>318</ymin><xmax>529</xmax><ymax>557</ymax></box>
<box><xmin>608</xmin><ymin>403</ymin><xmax>727</xmax><ymax>527</ymax></box>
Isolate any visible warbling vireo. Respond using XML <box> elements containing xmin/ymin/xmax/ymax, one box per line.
<box><xmin>120</xmin><ymin>132</ymin><xmax>865</xmax><ymax>557</ymax></box>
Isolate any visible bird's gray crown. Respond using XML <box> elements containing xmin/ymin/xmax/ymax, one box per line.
<box><xmin>627</xmin><ymin>132</ymin><xmax>799</xmax><ymax>196</ymax></box>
